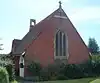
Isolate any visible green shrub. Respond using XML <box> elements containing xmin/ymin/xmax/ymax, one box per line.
<box><xmin>0</xmin><ymin>67</ymin><xmax>9</xmax><ymax>83</ymax></box>
<box><xmin>63</xmin><ymin>60</ymin><xmax>100</xmax><ymax>79</ymax></box>
<box><xmin>56</xmin><ymin>74</ymin><xmax>68</xmax><ymax>80</ymax></box>
<box><xmin>6</xmin><ymin>64</ymin><xmax>14</xmax><ymax>81</ymax></box>
<box><xmin>39</xmin><ymin>63</ymin><xmax>66</xmax><ymax>81</ymax></box>
<box><xmin>0</xmin><ymin>55</ymin><xmax>15</xmax><ymax>81</ymax></box>
<box><xmin>11</xmin><ymin>80</ymin><xmax>18</xmax><ymax>83</ymax></box>
<box><xmin>39</xmin><ymin>68</ymin><xmax>51</xmax><ymax>81</ymax></box>
<box><xmin>63</xmin><ymin>64</ymin><xmax>84</xmax><ymax>79</ymax></box>
<box><xmin>27</xmin><ymin>61</ymin><xmax>42</xmax><ymax>76</ymax></box>
<box><xmin>27</xmin><ymin>59</ymin><xmax>100</xmax><ymax>81</ymax></box>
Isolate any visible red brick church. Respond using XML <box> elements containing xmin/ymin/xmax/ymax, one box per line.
<box><xmin>10</xmin><ymin>2</ymin><xmax>90</xmax><ymax>77</ymax></box>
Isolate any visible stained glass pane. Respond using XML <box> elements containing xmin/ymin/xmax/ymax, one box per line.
<box><xmin>63</xmin><ymin>34</ymin><xmax>66</xmax><ymax>56</ymax></box>
<box><xmin>56</xmin><ymin>33</ymin><xmax>58</xmax><ymax>56</ymax></box>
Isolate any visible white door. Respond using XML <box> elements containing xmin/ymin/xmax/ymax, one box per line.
<box><xmin>19</xmin><ymin>55</ymin><xmax>24</xmax><ymax>77</ymax></box>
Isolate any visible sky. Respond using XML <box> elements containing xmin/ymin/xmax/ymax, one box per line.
<box><xmin>0</xmin><ymin>0</ymin><xmax>100</xmax><ymax>54</ymax></box>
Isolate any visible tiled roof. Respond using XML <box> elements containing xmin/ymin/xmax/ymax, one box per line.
<box><xmin>11</xmin><ymin>39</ymin><xmax>21</xmax><ymax>53</ymax></box>
<box><xmin>12</xmin><ymin>8</ymin><xmax>62</xmax><ymax>55</ymax></box>
<box><xmin>11</xmin><ymin>7</ymin><xmax>89</xmax><ymax>56</ymax></box>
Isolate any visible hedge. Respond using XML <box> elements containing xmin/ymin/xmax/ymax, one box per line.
<box><xmin>0</xmin><ymin>67</ymin><xmax>9</xmax><ymax>83</ymax></box>
<box><xmin>27</xmin><ymin>57</ymin><xmax>100</xmax><ymax>81</ymax></box>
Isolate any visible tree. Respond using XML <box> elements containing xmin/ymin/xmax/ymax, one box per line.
<box><xmin>0</xmin><ymin>38</ymin><xmax>3</xmax><ymax>50</ymax></box>
<box><xmin>88</xmin><ymin>38</ymin><xmax>99</xmax><ymax>54</ymax></box>
<box><xmin>27</xmin><ymin>61</ymin><xmax>42</xmax><ymax>76</ymax></box>
<box><xmin>0</xmin><ymin>44</ymin><xmax>3</xmax><ymax>50</ymax></box>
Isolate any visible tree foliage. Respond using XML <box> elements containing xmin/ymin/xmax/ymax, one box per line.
<box><xmin>0</xmin><ymin>44</ymin><xmax>3</xmax><ymax>50</ymax></box>
<box><xmin>0</xmin><ymin>55</ymin><xmax>15</xmax><ymax>81</ymax></box>
<box><xmin>27</xmin><ymin>61</ymin><xmax>42</xmax><ymax>76</ymax></box>
<box><xmin>88</xmin><ymin>38</ymin><xmax>99</xmax><ymax>54</ymax></box>
<box><xmin>0</xmin><ymin>67</ymin><xmax>9</xmax><ymax>83</ymax></box>
<box><xmin>27</xmin><ymin>58</ymin><xmax>100</xmax><ymax>81</ymax></box>
<box><xmin>0</xmin><ymin>38</ymin><xmax>3</xmax><ymax>50</ymax></box>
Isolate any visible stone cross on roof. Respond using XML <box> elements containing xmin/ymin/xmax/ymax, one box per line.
<box><xmin>59</xmin><ymin>1</ymin><xmax>62</xmax><ymax>8</ymax></box>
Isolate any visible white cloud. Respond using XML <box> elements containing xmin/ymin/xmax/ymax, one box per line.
<box><xmin>69</xmin><ymin>7</ymin><xmax>100</xmax><ymax>24</ymax></box>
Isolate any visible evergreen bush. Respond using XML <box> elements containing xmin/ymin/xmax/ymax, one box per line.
<box><xmin>0</xmin><ymin>67</ymin><xmax>9</xmax><ymax>83</ymax></box>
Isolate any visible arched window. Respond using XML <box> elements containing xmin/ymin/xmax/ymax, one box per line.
<box><xmin>55</xmin><ymin>31</ymin><xmax>66</xmax><ymax>56</ymax></box>
<box><xmin>63</xmin><ymin>34</ymin><xmax>66</xmax><ymax>56</ymax></box>
<box><xmin>55</xmin><ymin>33</ymin><xmax>59</xmax><ymax>56</ymax></box>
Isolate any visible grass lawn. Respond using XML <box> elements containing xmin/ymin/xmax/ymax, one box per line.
<box><xmin>90</xmin><ymin>79</ymin><xmax>100</xmax><ymax>83</ymax></box>
<box><xmin>36</xmin><ymin>77</ymin><xmax>100</xmax><ymax>83</ymax></box>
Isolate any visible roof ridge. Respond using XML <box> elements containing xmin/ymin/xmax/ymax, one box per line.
<box><xmin>13</xmin><ymin>8</ymin><xmax>61</xmax><ymax>54</ymax></box>
<box><xmin>31</xmin><ymin>8</ymin><xmax>59</xmax><ymax>29</ymax></box>
<box><xmin>61</xmin><ymin>9</ymin><xmax>89</xmax><ymax>53</ymax></box>
<box><xmin>21</xmin><ymin>8</ymin><xmax>59</xmax><ymax>41</ymax></box>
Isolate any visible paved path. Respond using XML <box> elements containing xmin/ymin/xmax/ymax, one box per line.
<box><xmin>19</xmin><ymin>81</ymin><xmax>34</xmax><ymax>83</ymax></box>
